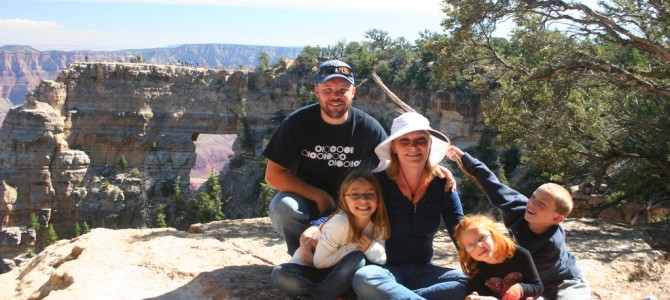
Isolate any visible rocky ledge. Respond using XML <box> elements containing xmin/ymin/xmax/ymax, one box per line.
<box><xmin>0</xmin><ymin>217</ymin><xmax>668</xmax><ymax>300</ymax></box>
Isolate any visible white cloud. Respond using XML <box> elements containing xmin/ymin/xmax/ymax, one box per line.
<box><xmin>0</xmin><ymin>18</ymin><xmax>117</xmax><ymax>50</ymax></box>
<box><xmin>0</xmin><ymin>19</ymin><xmax>59</xmax><ymax>29</ymax></box>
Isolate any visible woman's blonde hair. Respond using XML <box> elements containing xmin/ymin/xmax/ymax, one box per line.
<box><xmin>455</xmin><ymin>214</ymin><xmax>516</xmax><ymax>278</ymax></box>
<box><xmin>336</xmin><ymin>169</ymin><xmax>390</xmax><ymax>242</ymax></box>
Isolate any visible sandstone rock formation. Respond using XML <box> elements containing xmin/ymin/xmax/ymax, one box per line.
<box><xmin>0</xmin><ymin>217</ymin><xmax>667</xmax><ymax>300</ymax></box>
<box><xmin>0</xmin><ymin>98</ymin><xmax>12</xmax><ymax>126</ymax></box>
<box><xmin>0</xmin><ymin>44</ymin><xmax>303</xmax><ymax>105</ymax></box>
<box><xmin>0</xmin><ymin>62</ymin><xmax>481</xmax><ymax>239</ymax></box>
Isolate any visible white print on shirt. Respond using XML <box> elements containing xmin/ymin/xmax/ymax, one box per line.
<box><xmin>301</xmin><ymin>145</ymin><xmax>361</xmax><ymax>168</ymax></box>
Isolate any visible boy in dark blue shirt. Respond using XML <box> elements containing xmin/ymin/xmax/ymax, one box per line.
<box><xmin>447</xmin><ymin>146</ymin><xmax>591</xmax><ymax>300</ymax></box>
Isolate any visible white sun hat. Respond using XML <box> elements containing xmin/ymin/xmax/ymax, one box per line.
<box><xmin>372</xmin><ymin>112</ymin><xmax>450</xmax><ymax>172</ymax></box>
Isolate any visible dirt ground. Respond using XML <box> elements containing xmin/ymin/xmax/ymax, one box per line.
<box><xmin>212</xmin><ymin>217</ymin><xmax>670</xmax><ymax>300</ymax></box>
<box><xmin>2</xmin><ymin>217</ymin><xmax>668</xmax><ymax>300</ymax></box>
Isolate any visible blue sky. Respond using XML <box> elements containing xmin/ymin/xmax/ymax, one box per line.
<box><xmin>0</xmin><ymin>0</ymin><xmax>451</xmax><ymax>51</ymax></box>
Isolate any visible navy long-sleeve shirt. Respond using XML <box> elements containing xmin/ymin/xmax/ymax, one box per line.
<box><xmin>460</xmin><ymin>153</ymin><xmax>582</xmax><ymax>297</ymax></box>
<box><xmin>376</xmin><ymin>172</ymin><xmax>464</xmax><ymax>265</ymax></box>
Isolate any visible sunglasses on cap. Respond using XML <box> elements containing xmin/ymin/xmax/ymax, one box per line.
<box><xmin>319</xmin><ymin>66</ymin><xmax>354</xmax><ymax>78</ymax></box>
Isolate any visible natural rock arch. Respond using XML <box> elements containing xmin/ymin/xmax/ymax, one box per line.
<box><xmin>0</xmin><ymin>63</ymin><xmax>481</xmax><ymax>233</ymax></box>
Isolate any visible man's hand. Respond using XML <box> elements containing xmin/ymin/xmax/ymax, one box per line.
<box><xmin>265</xmin><ymin>160</ymin><xmax>335</xmax><ymax>215</ymax></box>
<box><xmin>314</xmin><ymin>193</ymin><xmax>336</xmax><ymax>215</ymax></box>
<box><xmin>356</xmin><ymin>234</ymin><xmax>372</xmax><ymax>252</ymax></box>
<box><xmin>435</xmin><ymin>165</ymin><xmax>457</xmax><ymax>192</ymax></box>
<box><xmin>299</xmin><ymin>226</ymin><xmax>320</xmax><ymax>264</ymax></box>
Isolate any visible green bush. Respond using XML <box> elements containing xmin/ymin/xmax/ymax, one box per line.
<box><xmin>259</xmin><ymin>182</ymin><xmax>276</xmax><ymax>217</ymax></box>
<box><xmin>73</xmin><ymin>222</ymin><xmax>82</xmax><ymax>237</ymax></box>
<box><xmin>129</xmin><ymin>168</ymin><xmax>142</xmax><ymax>178</ymax></box>
<box><xmin>27</xmin><ymin>213</ymin><xmax>39</xmax><ymax>230</ymax></box>
<box><xmin>118</xmin><ymin>155</ymin><xmax>128</xmax><ymax>170</ymax></box>
<box><xmin>46</xmin><ymin>224</ymin><xmax>58</xmax><ymax>245</ymax></box>
<box><xmin>187</xmin><ymin>174</ymin><xmax>225</xmax><ymax>223</ymax></box>
<box><xmin>81</xmin><ymin>221</ymin><xmax>91</xmax><ymax>234</ymax></box>
<box><xmin>156</xmin><ymin>204</ymin><xmax>168</xmax><ymax>228</ymax></box>
<box><xmin>172</xmin><ymin>176</ymin><xmax>187</xmax><ymax>227</ymax></box>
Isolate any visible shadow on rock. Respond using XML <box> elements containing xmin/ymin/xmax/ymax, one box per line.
<box><xmin>145</xmin><ymin>264</ymin><xmax>292</xmax><ymax>300</ymax></box>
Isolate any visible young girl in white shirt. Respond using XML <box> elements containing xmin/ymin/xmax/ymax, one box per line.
<box><xmin>272</xmin><ymin>169</ymin><xmax>391</xmax><ymax>300</ymax></box>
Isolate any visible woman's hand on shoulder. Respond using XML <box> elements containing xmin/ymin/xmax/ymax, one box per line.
<box><xmin>435</xmin><ymin>165</ymin><xmax>457</xmax><ymax>192</ymax></box>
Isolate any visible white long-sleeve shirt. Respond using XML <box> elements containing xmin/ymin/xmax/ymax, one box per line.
<box><xmin>289</xmin><ymin>212</ymin><xmax>386</xmax><ymax>267</ymax></box>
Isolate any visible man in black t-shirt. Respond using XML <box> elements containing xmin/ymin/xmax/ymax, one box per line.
<box><xmin>263</xmin><ymin>60</ymin><xmax>387</xmax><ymax>258</ymax></box>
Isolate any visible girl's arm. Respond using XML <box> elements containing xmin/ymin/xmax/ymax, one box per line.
<box><xmin>513</xmin><ymin>247</ymin><xmax>543</xmax><ymax>298</ymax></box>
<box><xmin>363</xmin><ymin>238</ymin><xmax>386</xmax><ymax>264</ymax></box>
<box><xmin>467</xmin><ymin>270</ymin><xmax>489</xmax><ymax>296</ymax></box>
<box><xmin>447</xmin><ymin>146</ymin><xmax>528</xmax><ymax>227</ymax></box>
<box><xmin>313</xmin><ymin>214</ymin><xmax>357</xmax><ymax>269</ymax></box>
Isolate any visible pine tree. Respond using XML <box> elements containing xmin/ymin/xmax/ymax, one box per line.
<box><xmin>173</xmin><ymin>176</ymin><xmax>185</xmax><ymax>223</ymax></box>
<box><xmin>73</xmin><ymin>221</ymin><xmax>82</xmax><ymax>237</ymax></box>
<box><xmin>256</xmin><ymin>51</ymin><xmax>271</xmax><ymax>72</ymax></box>
<box><xmin>118</xmin><ymin>155</ymin><xmax>128</xmax><ymax>170</ymax></box>
<box><xmin>27</xmin><ymin>213</ymin><xmax>39</xmax><ymax>230</ymax></box>
<box><xmin>81</xmin><ymin>221</ymin><xmax>91</xmax><ymax>234</ymax></box>
<box><xmin>188</xmin><ymin>192</ymin><xmax>210</xmax><ymax>223</ymax></box>
<box><xmin>187</xmin><ymin>173</ymin><xmax>225</xmax><ymax>223</ymax></box>
<box><xmin>156</xmin><ymin>204</ymin><xmax>167</xmax><ymax>228</ymax></box>
<box><xmin>46</xmin><ymin>224</ymin><xmax>58</xmax><ymax>245</ymax></box>
<box><xmin>206</xmin><ymin>173</ymin><xmax>225</xmax><ymax>221</ymax></box>
<box><xmin>259</xmin><ymin>182</ymin><xmax>276</xmax><ymax>217</ymax></box>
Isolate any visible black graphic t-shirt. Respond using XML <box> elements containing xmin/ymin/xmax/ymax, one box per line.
<box><xmin>263</xmin><ymin>103</ymin><xmax>387</xmax><ymax>200</ymax></box>
<box><xmin>467</xmin><ymin>246</ymin><xmax>543</xmax><ymax>299</ymax></box>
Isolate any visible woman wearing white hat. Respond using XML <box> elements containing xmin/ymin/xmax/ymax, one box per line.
<box><xmin>352</xmin><ymin>112</ymin><xmax>467</xmax><ymax>299</ymax></box>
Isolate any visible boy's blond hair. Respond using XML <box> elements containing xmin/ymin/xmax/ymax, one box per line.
<box><xmin>539</xmin><ymin>183</ymin><xmax>573</xmax><ymax>217</ymax></box>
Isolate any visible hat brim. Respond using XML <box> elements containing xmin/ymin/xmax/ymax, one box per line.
<box><xmin>319</xmin><ymin>74</ymin><xmax>355</xmax><ymax>85</ymax></box>
<box><xmin>372</xmin><ymin>127</ymin><xmax>450</xmax><ymax>172</ymax></box>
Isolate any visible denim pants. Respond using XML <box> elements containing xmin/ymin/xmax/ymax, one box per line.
<box><xmin>268</xmin><ymin>191</ymin><xmax>319</xmax><ymax>256</ymax></box>
<box><xmin>271</xmin><ymin>251</ymin><xmax>366</xmax><ymax>300</ymax></box>
<box><xmin>352</xmin><ymin>263</ymin><xmax>467</xmax><ymax>300</ymax></box>
<box><xmin>553</xmin><ymin>276</ymin><xmax>591</xmax><ymax>300</ymax></box>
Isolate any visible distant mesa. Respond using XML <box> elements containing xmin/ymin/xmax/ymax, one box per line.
<box><xmin>0</xmin><ymin>45</ymin><xmax>39</xmax><ymax>52</ymax></box>
<box><xmin>0</xmin><ymin>43</ymin><xmax>304</xmax><ymax>105</ymax></box>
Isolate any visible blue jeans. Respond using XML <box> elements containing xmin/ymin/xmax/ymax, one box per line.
<box><xmin>555</xmin><ymin>276</ymin><xmax>591</xmax><ymax>300</ymax></box>
<box><xmin>271</xmin><ymin>251</ymin><xmax>366</xmax><ymax>300</ymax></box>
<box><xmin>353</xmin><ymin>264</ymin><xmax>467</xmax><ymax>300</ymax></box>
<box><xmin>268</xmin><ymin>191</ymin><xmax>319</xmax><ymax>256</ymax></box>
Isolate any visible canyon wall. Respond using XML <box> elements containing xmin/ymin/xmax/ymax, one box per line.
<box><xmin>0</xmin><ymin>62</ymin><xmax>482</xmax><ymax>236</ymax></box>
<box><xmin>0</xmin><ymin>44</ymin><xmax>303</xmax><ymax>105</ymax></box>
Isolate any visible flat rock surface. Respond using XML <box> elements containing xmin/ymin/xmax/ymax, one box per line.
<box><xmin>1</xmin><ymin>217</ymin><xmax>667</xmax><ymax>300</ymax></box>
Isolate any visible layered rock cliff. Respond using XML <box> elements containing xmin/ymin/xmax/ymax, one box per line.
<box><xmin>0</xmin><ymin>98</ymin><xmax>12</xmax><ymax>125</ymax></box>
<box><xmin>0</xmin><ymin>44</ymin><xmax>303</xmax><ymax>105</ymax></box>
<box><xmin>0</xmin><ymin>62</ymin><xmax>482</xmax><ymax>238</ymax></box>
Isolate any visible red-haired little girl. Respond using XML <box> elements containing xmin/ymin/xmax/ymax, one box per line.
<box><xmin>456</xmin><ymin>215</ymin><xmax>543</xmax><ymax>300</ymax></box>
